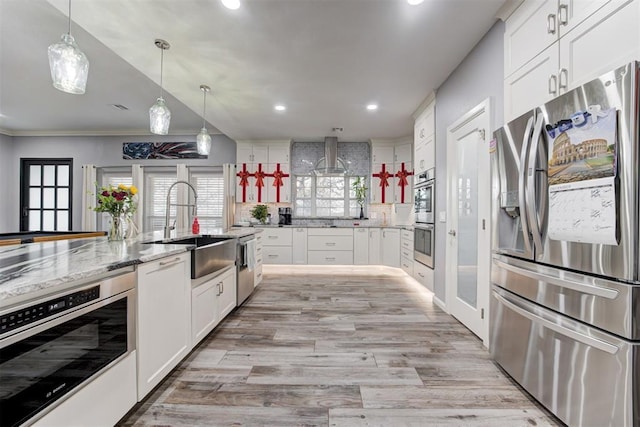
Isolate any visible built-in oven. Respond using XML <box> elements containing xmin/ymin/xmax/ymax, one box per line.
<box><xmin>414</xmin><ymin>224</ymin><xmax>434</xmax><ymax>269</ymax></box>
<box><xmin>0</xmin><ymin>269</ymin><xmax>136</xmax><ymax>427</ymax></box>
<box><xmin>414</xmin><ymin>168</ymin><xmax>435</xmax><ymax>225</ymax></box>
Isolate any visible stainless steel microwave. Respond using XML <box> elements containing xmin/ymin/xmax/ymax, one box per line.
<box><xmin>414</xmin><ymin>168</ymin><xmax>435</xmax><ymax>225</ymax></box>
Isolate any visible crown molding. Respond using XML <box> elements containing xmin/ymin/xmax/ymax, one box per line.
<box><xmin>412</xmin><ymin>91</ymin><xmax>436</xmax><ymax>120</ymax></box>
<box><xmin>495</xmin><ymin>0</ymin><xmax>524</xmax><ymax>21</ymax></box>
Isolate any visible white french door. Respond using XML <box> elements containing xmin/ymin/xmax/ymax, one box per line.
<box><xmin>445</xmin><ymin>99</ymin><xmax>491</xmax><ymax>345</ymax></box>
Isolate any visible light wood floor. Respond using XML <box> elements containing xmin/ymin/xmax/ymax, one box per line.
<box><xmin>119</xmin><ymin>265</ymin><xmax>561</xmax><ymax>427</ymax></box>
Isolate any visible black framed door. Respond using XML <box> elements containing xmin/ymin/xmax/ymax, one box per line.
<box><xmin>20</xmin><ymin>159</ymin><xmax>73</xmax><ymax>231</ymax></box>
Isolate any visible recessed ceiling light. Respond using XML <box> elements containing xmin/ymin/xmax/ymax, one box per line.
<box><xmin>274</xmin><ymin>104</ymin><xmax>286</xmax><ymax>111</ymax></box>
<box><xmin>221</xmin><ymin>0</ymin><xmax>240</xmax><ymax>10</ymax></box>
<box><xmin>407</xmin><ymin>0</ymin><xmax>424</xmax><ymax>4</ymax></box>
<box><xmin>366</xmin><ymin>104</ymin><xmax>378</xmax><ymax>111</ymax></box>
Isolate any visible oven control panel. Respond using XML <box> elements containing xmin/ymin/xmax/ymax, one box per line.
<box><xmin>0</xmin><ymin>285</ymin><xmax>100</xmax><ymax>335</ymax></box>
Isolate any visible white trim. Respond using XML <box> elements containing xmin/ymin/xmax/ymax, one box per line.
<box><xmin>433</xmin><ymin>295</ymin><xmax>447</xmax><ymax>312</ymax></box>
<box><xmin>412</xmin><ymin>92</ymin><xmax>437</xmax><ymax>120</ymax></box>
<box><xmin>496</xmin><ymin>0</ymin><xmax>524</xmax><ymax>21</ymax></box>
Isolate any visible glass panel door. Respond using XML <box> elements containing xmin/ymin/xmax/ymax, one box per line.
<box><xmin>20</xmin><ymin>159</ymin><xmax>73</xmax><ymax>231</ymax></box>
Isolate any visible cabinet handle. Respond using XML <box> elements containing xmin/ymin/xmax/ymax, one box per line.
<box><xmin>548</xmin><ymin>74</ymin><xmax>557</xmax><ymax>95</ymax></box>
<box><xmin>546</xmin><ymin>13</ymin><xmax>556</xmax><ymax>34</ymax></box>
<box><xmin>268</xmin><ymin>254</ymin><xmax>278</xmax><ymax>258</ymax></box>
<box><xmin>558</xmin><ymin>3</ymin><xmax>568</xmax><ymax>26</ymax></box>
<box><xmin>559</xmin><ymin>68</ymin><xmax>568</xmax><ymax>90</ymax></box>
<box><xmin>325</xmin><ymin>242</ymin><xmax>336</xmax><ymax>246</ymax></box>
<box><xmin>268</xmin><ymin>235</ymin><xmax>278</xmax><ymax>239</ymax></box>
<box><xmin>216</xmin><ymin>282</ymin><xmax>222</xmax><ymax>296</ymax></box>
<box><xmin>325</xmin><ymin>257</ymin><xmax>336</xmax><ymax>261</ymax></box>
<box><xmin>419</xmin><ymin>129</ymin><xmax>425</xmax><ymax>139</ymax></box>
<box><xmin>418</xmin><ymin>272</ymin><xmax>425</xmax><ymax>278</ymax></box>
<box><xmin>159</xmin><ymin>257</ymin><xmax>181</xmax><ymax>267</ymax></box>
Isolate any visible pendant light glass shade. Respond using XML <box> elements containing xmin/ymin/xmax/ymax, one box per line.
<box><xmin>48</xmin><ymin>0</ymin><xmax>89</xmax><ymax>94</ymax></box>
<box><xmin>196</xmin><ymin>84</ymin><xmax>212</xmax><ymax>155</ymax></box>
<box><xmin>197</xmin><ymin>128</ymin><xmax>212</xmax><ymax>155</ymax></box>
<box><xmin>149</xmin><ymin>97</ymin><xmax>171</xmax><ymax>135</ymax></box>
<box><xmin>149</xmin><ymin>39</ymin><xmax>171</xmax><ymax>135</ymax></box>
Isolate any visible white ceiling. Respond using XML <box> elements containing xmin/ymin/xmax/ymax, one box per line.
<box><xmin>1</xmin><ymin>0</ymin><xmax>506</xmax><ymax>141</ymax></box>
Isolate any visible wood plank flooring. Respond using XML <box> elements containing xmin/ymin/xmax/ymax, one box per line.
<box><xmin>118</xmin><ymin>265</ymin><xmax>560</xmax><ymax>427</ymax></box>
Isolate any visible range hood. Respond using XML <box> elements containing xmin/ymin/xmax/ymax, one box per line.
<box><xmin>313</xmin><ymin>137</ymin><xmax>348</xmax><ymax>175</ymax></box>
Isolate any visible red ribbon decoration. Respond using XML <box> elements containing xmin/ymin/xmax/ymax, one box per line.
<box><xmin>372</xmin><ymin>163</ymin><xmax>392</xmax><ymax>203</ymax></box>
<box><xmin>254</xmin><ymin>163</ymin><xmax>265</xmax><ymax>203</ymax></box>
<box><xmin>395</xmin><ymin>162</ymin><xmax>414</xmax><ymax>203</ymax></box>
<box><xmin>270</xmin><ymin>163</ymin><xmax>290</xmax><ymax>203</ymax></box>
<box><xmin>236</xmin><ymin>163</ymin><xmax>252</xmax><ymax>203</ymax></box>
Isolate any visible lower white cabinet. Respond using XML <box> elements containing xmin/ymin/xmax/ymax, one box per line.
<box><xmin>413</xmin><ymin>261</ymin><xmax>434</xmax><ymax>292</ymax></box>
<box><xmin>261</xmin><ymin>227</ymin><xmax>293</xmax><ymax>264</ymax></box>
<box><xmin>369</xmin><ymin>228</ymin><xmax>381</xmax><ymax>265</ymax></box>
<box><xmin>292</xmin><ymin>227</ymin><xmax>308</xmax><ymax>264</ymax></box>
<box><xmin>33</xmin><ymin>352</ymin><xmax>137</xmax><ymax>427</ymax></box>
<box><xmin>136</xmin><ymin>252</ymin><xmax>191</xmax><ymax>400</ymax></box>
<box><xmin>191</xmin><ymin>266</ymin><xmax>237</xmax><ymax>346</ymax></box>
<box><xmin>381</xmin><ymin>228</ymin><xmax>400</xmax><ymax>267</ymax></box>
<box><xmin>307</xmin><ymin>228</ymin><xmax>353</xmax><ymax>265</ymax></box>
<box><xmin>353</xmin><ymin>228</ymin><xmax>369</xmax><ymax>265</ymax></box>
<box><xmin>400</xmin><ymin>228</ymin><xmax>414</xmax><ymax>276</ymax></box>
<box><xmin>263</xmin><ymin>246</ymin><xmax>293</xmax><ymax>264</ymax></box>
<box><xmin>255</xmin><ymin>233</ymin><xmax>263</xmax><ymax>286</ymax></box>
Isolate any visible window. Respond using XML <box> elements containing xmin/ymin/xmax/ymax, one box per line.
<box><xmin>20</xmin><ymin>159</ymin><xmax>73</xmax><ymax>231</ymax></box>
<box><xmin>144</xmin><ymin>171</ymin><xmax>177</xmax><ymax>232</ymax></box>
<box><xmin>293</xmin><ymin>175</ymin><xmax>365</xmax><ymax>217</ymax></box>
<box><xmin>190</xmin><ymin>170</ymin><xmax>224</xmax><ymax>228</ymax></box>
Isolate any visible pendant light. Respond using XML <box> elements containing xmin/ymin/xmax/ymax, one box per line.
<box><xmin>47</xmin><ymin>0</ymin><xmax>89</xmax><ymax>94</ymax></box>
<box><xmin>196</xmin><ymin>85</ymin><xmax>212</xmax><ymax>155</ymax></box>
<box><xmin>149</xmin><ymin>39</ymin><xmax>171</xmax><ymax>135</ymax></box>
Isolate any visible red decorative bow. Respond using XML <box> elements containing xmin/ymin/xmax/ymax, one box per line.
<box><xmin>237</xmin><ymin>168</ymin><xmax>251</xmax><ymax>187</ymax></box>
<box><xmin>395</xmin><ymin>162</ymin><xmax>414</xmax><ymax>203</ymax></box>
<box><xmin>376</xmin><ymin>171</ymin><xmax>391</xmax><ymax>187</ymax></box>
<box><xmin>254</xmin><ymin>170</ymin><xmax>266</xmax><ymax>188</ymax></box>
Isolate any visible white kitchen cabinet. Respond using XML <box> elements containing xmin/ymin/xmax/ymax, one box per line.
<box><xmin>414</xmin><ymin>101</ymin><xmax>435</xmax><ymax>174</ymax></box>
<box><xmin>413</xmin><ymin>260</ymin><xmax>434</xmax><ymax>292</ymax></box>
<box><xmin>191</xmin><ymin>266</ymin><xmax>236</xmax><ymax>346</ymax></box>
<box><xmin>136</xmin><ymin>252</ymin><xmax>190</xmax><ymax>400</ymax></box>
<box><xmin>369</xmin><ymin>228</ymin><xmax>381</xmax><ymax>265</ymax></box>
<box><xmin>292</xmin><ymin>227</ymin><xmax>308</xmax><ymax>264</ymax></box>
<box><xmin>393</xmin><ymin>159</ymin><xmax>414</xmax><ymax>205</ymax></box>
<box><xmin>307</xmin><ymin>228</ymin><xmax>353</xmax><ymax>265</ymax></box>
<box><xmin>371</xmin><ymin>162</ymin><xmax>395</xmax><ymax>204</ymax></box>
<box><xmin>353</xmin><ymin>228</ymin><xmax>369</xmax><ymax>265</ymax></box>
<box><xmin>261</xmin><ymin>227</ymin><xmax>293</xmax><ymax>264</ymax></box>
<box><xmin>504</xmin><ymin>44</ymin><xmax>559</xmax><ymax>121</ymax></box>
<box><xmin>394</xmin><ymin>142</ymin><xmax>412</xmax><ymax>164</ymax></box>
<box><xmin>400</xmin><ymin>228</ymin><xmax>414</xmax><ymax>276</ymax></box>
<box><xmin>372</xmin><ymin>145</ymin><xmax>395</xmax><ymax>164</ymax></box>
<box><xmin>559</xmin><ymin>0</ymin><xmax>640</xmax><ymax>90</ymax></box>
<box><xmin>255</xmin><ymin>232</ymin><xmax>263</xmax><ymax>285</ymax></box>
<box><xmin>381</xmin><ymin>228</ymin><xmax>400</xmax><ymax>267</ymax></box>
<box><xmin>503</xmin><ymin>0</ymin><xmax>627</xmax><ymax>121</ymax></box>
<box><xmin>236</xmin><ymin>141</ymin><xmax>290</xmax><ymax>203</ymax></box>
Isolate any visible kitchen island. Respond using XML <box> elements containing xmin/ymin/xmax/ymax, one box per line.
<box><xmin>0</xmin><ymin>227</ymin><xmax>257</xmax><ymax>308</ymax></box>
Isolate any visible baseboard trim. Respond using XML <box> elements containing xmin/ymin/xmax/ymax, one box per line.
<box><xmin>433</xmin><ymin>295</ymin><xmax>447</xmax><ymax>312</ymax></box>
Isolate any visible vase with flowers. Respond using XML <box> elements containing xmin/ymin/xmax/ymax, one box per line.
<box><xmin>93</xmin><ymin>184</ymin><xmax>138</xmax><ymax>241</ymax></box>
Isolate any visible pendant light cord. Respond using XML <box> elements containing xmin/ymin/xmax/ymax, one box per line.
<box><xmin>159</xmin><ymin>48</ymin><xmax>164</xmax><ymax>99</ymax></box>
<box><xmin>202</xmin><ymin>90</ymin><xmax>207</xmax><ymax>128</ymax></box>
<box><xmin>67</xmin><ymin>0</ymin><xmax>72</xmax><ymax>34</ymax></box>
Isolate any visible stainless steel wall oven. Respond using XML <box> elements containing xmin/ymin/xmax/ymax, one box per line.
<box><xmin>0</xmin><ymin>269</ymin><xmax>136</xmax><ymax>427</ymax></box>
<box><xmin>414</xmin><ymin>224</ymin><xmax>434</xmax><ymax>269</ymax></box>
<box><xmin>414</xmin><ymin>168</ymin><xmax>435</xmax><ymax>225</ymax></box>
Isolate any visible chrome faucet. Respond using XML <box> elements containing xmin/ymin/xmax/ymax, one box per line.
<box><xmin>164</xmin><ymin>180</ymin><xmax>198</xmax><ymax>238</ymax></box>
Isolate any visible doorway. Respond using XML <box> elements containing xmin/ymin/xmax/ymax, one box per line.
<box><xmin>20</xmin><ymin>158</ymin><xmax>73</xmax><ymax>231</ymax></box>
<box><xmin>445</xmin><ymin>99</ymin><xmax>491</xmax><ymax>345</ymax></box>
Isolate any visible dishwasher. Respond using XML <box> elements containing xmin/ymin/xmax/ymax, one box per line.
<box><xmin>236</xmin><ymin>235</ymin><xmax>256</xmax><ymax>306</ymax></box>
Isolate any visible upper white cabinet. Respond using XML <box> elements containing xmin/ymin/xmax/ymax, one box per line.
<box><xmin>371</xmin><ymin>141</ymin><xmax>414</xmax><ymax>205</ymax></box>
<box><xmin>503</xmin><ymin>0</ymin><xmax>638</xmax><ymax>121</ymax></box>
<box><xmin>414</xmin><ymin>100</ymin><xmax>435</xmax><ymax>174</ymax></box>
<box><xmin>236</xmin><ymin>141</ymin><xmax>291</xmax><ymax>203</ymax></box>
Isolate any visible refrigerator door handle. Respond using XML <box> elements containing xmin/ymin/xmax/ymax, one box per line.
<box><xmin>526</xmin><ymin>115</ymin><xmax>545</xmax><ymax>254</ymax></box>
<box><xmin>494</xmin><ymin>259</ymin><xmax>619</xmax><ymax>299</ymax></box>
<box><xmin>518</xmin><ymin>116</ymin><xmax>535</xmax><ymax>255</ymax></box>
<box><xmin>493</xmin><ymin>291</ymin><xmax>620</xmax><ymax>355</ymax></box>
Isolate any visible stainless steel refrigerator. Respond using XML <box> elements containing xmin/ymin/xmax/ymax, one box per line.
<box><xmin>490</xmin><ymin>62</ymin><xmax>640</xmax><ymax>427</ymax></box>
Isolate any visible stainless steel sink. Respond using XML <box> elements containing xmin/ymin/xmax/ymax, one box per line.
<box><xmin>149</xmin><ymin>236</ymin><xmax>236</xmax><ymax>279</ymax></box>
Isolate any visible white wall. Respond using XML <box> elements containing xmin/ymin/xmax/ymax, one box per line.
<box><xmin>3</xmin><ymin>134</ymin><xmax>236</xmax><ymax>232</ymax></box>
<box><xmin>0</xmin><ymin>134</ymin><xmax>15</xmax><ymax>232</ymax></box>
<box><xmin>433</xmin><ymin>21</ymin><xmax>504</xmax><ymax>303</ymax></box>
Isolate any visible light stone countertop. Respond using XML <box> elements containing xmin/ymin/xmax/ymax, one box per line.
<box><xmin>0</xmin><ymin>227</ymin><xmax>260</xmax><ymax>308</ymax></box>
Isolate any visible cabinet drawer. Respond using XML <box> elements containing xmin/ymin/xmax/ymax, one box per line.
<box><xmin>261</xmin><ymin>228</ymin><xmax>293</xmax><ymax>245</ymax></box>
<box><xmin>401</xmin><ymin>246</ymin><xmax>412</xmax><ymax>260</ymax></box>
<box><xmin>401</xmin><ymin>238</ymin><xmax>413</xmax><ymax>251</ymax></box>
<box><xmin>308</xmin><ymin>235</ymin><xmax>353</xmax><ymax>251</ymax></box>
<box><xmin>401</xmin><ymin>256</ymin><xmax>414</xmax><ymax>276</ymax></box>
<box><xmin>307</xmin><ymin>250</ymin><xmax>353</xmax><ymax>265</ymax></box>
<box><xmin>307</xmin><ymin>228</ymin><xmax>353</xmax><ymax>237</ymax></box>
<box><xmin>263</xmin><ymin>246</ymin><xmax>292</xmax><ymax>264</ymax></box>
<box><xmin>413</xmin><ymin>261</ymin><xmax>434</xmax><ymax>292</ymax></box>
<box><xmin>401</xmin><ymin>229</ymin><xmax>414</xmax><ymax>241</ymax></box>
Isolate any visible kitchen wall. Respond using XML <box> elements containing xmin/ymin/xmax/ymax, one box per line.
<box><xmin>3</xmin><ymin>133</ymin><xmax>235</xmax><ymax>232</ymax></box>
<box><xmin>0</xmin><ymin>134</ymin><xmax>15</xmax><ymax>232</ymax></box>
<box><xmin>433</xmin><ymin>20</ymin><xmax>504</xmax><ymax>303</ymax></box>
